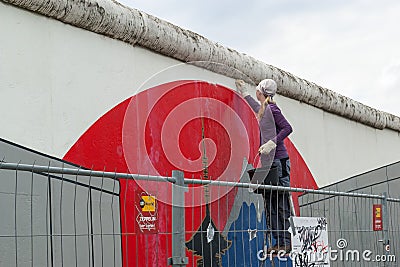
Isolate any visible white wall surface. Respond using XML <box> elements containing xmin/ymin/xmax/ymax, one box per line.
<box><xmin>0</xmin><ymin>2</ymin><xmax>234</xmax><ymax>155</ymax></box>
<box><xmin>1</xmin><ymin>2</ymin><xmax>400</xmax><ymax>187</ymax></box>
<box><xmin>276</xmin><ymin>94</ymin><xmax>400</xmax><ymax>186</ymax></box>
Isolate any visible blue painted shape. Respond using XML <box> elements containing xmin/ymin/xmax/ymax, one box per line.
<box><xmin>221</xmin><ymin>202</ymin><xmax>292</xmax><ymax>267</ymax></box>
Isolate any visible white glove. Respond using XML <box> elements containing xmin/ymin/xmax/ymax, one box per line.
<box><xmin>258</xmin><ymin>140</ymin><xmax>277</xmax><ymax>155</ymax></box>
<box><xmin>235</xmin><ymin>79</ymin><xmax>250</xmax><ymax>97</ymax></box>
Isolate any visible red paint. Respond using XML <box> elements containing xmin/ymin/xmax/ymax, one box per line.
<box><xmin>64</xmin><ymin>81</ymin><xmax>260</xmax><ymax>266</ymax></box>
<box><xmin>285</xmin><ymin>139</ymin><xmax>319</xmax><ymax>215</ymax></box>
<box><xmin>63</xmin><ymin>80</ymin><xmax>318</xmax><ymax>266</ymax></box>
<box><xmin>373</xmin><ymin>204</ymin><xmax>383</xmax><ymax>231</ymax></box>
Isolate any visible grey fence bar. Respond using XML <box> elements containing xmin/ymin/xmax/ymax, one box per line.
<box><xmin>1</xmin><ymin>162</ymin><xmax>399</xmax><ymax>202</ymax></box>
<box><xmin>168</xmin><ymin>170</ymin><xmax>189</xmax><ymax>267</ymax></box>
<box><xmin>0</xmin><ymin>162</ymin><xmax>175</xmax><ymax>183</ymax></box>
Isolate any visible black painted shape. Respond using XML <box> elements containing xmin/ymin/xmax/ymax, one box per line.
<box><xmin>186</xmin><ymin>205</ymin><xmax>231</xmax><ymax>267</ymax></box>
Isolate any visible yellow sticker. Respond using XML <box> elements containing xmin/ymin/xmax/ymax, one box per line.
<box><xmin>375</xmin><ymin>207</ymin><xmax>381</xmax><ymax>218</ymax></box>
<box><xmin>141</xmin><ymin>196</ymin><xmax>156</xmax><ymax>212</ymax></box>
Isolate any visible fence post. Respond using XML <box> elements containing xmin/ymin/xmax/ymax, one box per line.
<box><xmin>168</xmin><ymin>170</ymin><xmax>188</xmax><ymax>266</ymax></box>
<box><xmin>381</xmin><ymin>192</ymin><xmax>390</xmax><ymax>267</ymax></box>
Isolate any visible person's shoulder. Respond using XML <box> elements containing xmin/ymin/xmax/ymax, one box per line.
<box><xmin>268</xmin><ymin>103</ymin><xmax>282</xmax><ymax>113</ymax></box>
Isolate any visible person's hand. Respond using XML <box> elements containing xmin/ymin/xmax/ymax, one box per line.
<box><xmin>258</xmin><ymin>140</ymin><xmax>277</xmax><ymax>155</ymax></box>
<box><xmin>235</xmin><ymin>79</ymin><xmax>250</xmax><ymax>97</ymax></box>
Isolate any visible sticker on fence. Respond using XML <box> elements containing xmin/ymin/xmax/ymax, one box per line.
<box><xmin>373</xmin><ymin>204</ymin><xmax>383</xmax><ymax>231</ymax></box>
<box><xmin>289</xmin><ymin>217</ymin><xmax>330</xmax><ymax>267</ymax></box>
<box><xmin>136</xmin><ymin>192</ymin><xmax>158</xmax><ymax>233</ymax></box>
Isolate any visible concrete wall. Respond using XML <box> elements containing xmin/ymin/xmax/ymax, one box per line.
<box><xmin>1</xmin><ymin>2</ymin><xmax>400</xmax><ymax>266</ymax></box>
<box><xmin>1</xmin><ymin>2</ymin><xmax>400</xmax><ymax>187</ymax></box>
<box><xmin>277</xmin><ymin>95</ymin><xmax>400</xmax><ymax>186</ymax></box>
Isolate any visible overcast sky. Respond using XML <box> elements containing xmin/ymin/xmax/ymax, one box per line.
<box><xmin>121</xmin><ymin>0</ymin><xmax>400</xmax><ymax>116</ymax></box>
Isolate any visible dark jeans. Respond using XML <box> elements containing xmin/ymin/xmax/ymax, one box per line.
<box><xmin>264</xmin><ymin>158</ymin><xmax>291</xmax><ymax>247</ymax></box>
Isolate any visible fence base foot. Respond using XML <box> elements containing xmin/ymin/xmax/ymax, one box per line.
<box><xmin>167</xmin><ymin>256</ymin><xmax>189</xmax><ymax>266</ymax></box>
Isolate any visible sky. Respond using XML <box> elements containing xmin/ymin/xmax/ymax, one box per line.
<box><xmin>121</xmin><ymin>0</ymin><xmax>400</xmax><ymax>116</ymax></box>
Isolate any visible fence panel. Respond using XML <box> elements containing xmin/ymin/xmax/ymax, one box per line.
<box><xmin>0</xmin><ymin>162</ymin><xmax>122</xmax><ymax>267</ymax></box>
<box><xmin>0</xmin><ymin>161</ymin><xmax>399</xmax><ymax>267</ymax></box>
<box><xmin>299</xmin><ymin>192</ymin><xmax>399</xmax><ymax>267</ymax></box>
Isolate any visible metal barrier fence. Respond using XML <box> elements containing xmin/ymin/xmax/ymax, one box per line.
<box><xmin>0</xmin><ymin>161</ymin><xmax>399</xmax><ymax>267</ymax></box>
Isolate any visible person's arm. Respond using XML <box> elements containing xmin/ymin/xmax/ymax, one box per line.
<box><xmin>271</xmin><ymin>105</ymin><xmax>292</xmax><ymax>143</ymax></box>
<box><xmin>235</xmin><ymin>79</ymin><xmax>260</xmax><ymax>113</ymax></box>
<box><xmin>244</xmin><ymin>95</ymin><xmax>260</xmax><ymax>113</ymax></box>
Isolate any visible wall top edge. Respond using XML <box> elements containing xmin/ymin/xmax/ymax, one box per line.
<box><xmin>2</xmin><ymin>0</ymin><xmax>399</xmax><ymax>132</ymax></box>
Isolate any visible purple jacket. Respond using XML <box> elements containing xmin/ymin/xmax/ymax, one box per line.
<box><xmin>244</xmin><ymin>95</ymin><xmax>293</xmax><ymax>161</ymax></box>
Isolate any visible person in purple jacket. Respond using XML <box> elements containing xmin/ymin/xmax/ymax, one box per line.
<box><xmin>236</xmin><ymin>78</ymin><xmax>293</xmax><ymax>253</ymax></box>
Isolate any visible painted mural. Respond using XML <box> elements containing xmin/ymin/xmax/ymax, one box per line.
<box><xmin>63</xmin><ymin>80</ymin><xmax>317</xmax><ymax>266</ymax></box>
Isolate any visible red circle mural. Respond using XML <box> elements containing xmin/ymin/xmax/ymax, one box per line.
<box><xmin>121</xmin><ymin>81</ymin><xmax>260</xmax><ymax>206</ymax></box>
<box><xmin>63</xmin><ymin>80</ymin><xmax>318</xmax><ymax>267</ymax></box>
